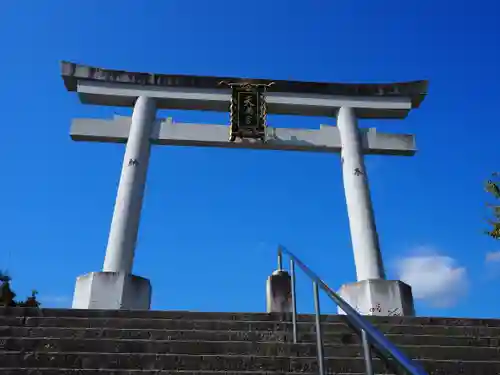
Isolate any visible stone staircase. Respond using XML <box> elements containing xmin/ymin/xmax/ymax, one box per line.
<box><xmin>0</xmin><ymin>308</ymin><xmax>500</xmax><ymax>374</ymax></box>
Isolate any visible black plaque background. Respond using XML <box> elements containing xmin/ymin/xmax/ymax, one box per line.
<box><xmin>230</xmin><ymin>85</ymin><xmax>266</xmax><ymax>139</ymax></box>
<box><xmin>236</xmin><ymin>91</ymin><xmax>261</xmax><ymax>129</ymax></box>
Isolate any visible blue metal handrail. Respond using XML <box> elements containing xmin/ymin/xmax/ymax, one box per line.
<box><xmin>279</xmin><ymin>246</ymin><xmax>429</xmax><ymax>375</ymax></box>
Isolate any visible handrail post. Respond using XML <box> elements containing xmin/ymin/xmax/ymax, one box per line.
<box><xmin>290</xmin><ymin>259</ymin><xmax>298</xmax><ymax>344</ymax></box>
<box><xmin>279</xmin><ymin>246</ymin><xmax>429</xmax><ymax>375</ymax></box>
<box><xmin>361</xmin><ymin>329</ymin><xmax>374</xmax><ymax>375</ymax></box>
<box><xmin>313</xmin><ymin>281</ymin><xmax>325</xmax><ymax>375</ymax></box>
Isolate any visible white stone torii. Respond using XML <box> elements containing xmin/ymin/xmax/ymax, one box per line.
<box><xmin>62</xmin><ymin>61</ymin><xmax>427</xmax><ymax>315</ymax></box>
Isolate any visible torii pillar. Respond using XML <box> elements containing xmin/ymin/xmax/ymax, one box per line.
<box><xmin>72</xmin><ymin>96</ymin><xmax>156</xmax><ymax>310</ymax></box>
<box><xmin>61</xmin><ymin>61</ymin><xmax>427</xmax><ymax>313</ymax></box>
<box><xmin>336</xmin><ymin>106</ymin><xmax>415</xmax><ymax>317</ymax></box>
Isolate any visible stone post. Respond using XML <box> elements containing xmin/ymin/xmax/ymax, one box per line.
<box><xmin>266</xmin><ymin>270</ymin><xmax>292</xmax><ymax>313</ymax></box>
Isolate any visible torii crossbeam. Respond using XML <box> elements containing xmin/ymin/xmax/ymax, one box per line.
<box><xmin>62</xmin><ymin>61</ymin><xmax>428</xmax><ymax>315</ymax></box>
<box><xmin>71</xmin><ymin>115</ymin><xmax>416</xmax><ymax>155</ymax></box>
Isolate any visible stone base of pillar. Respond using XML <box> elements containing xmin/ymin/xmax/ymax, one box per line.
<box><xmin>72</xmin><ymin>272</ymin><xmax>152</xmax><ymax>310</ymax></box>
<box><xmin>337</xmin><ymin>279</ymin><xmax>415</xmax><ymax>316</ymax></box>
<box><xmin>266</xmin><ymin>270</ymin><xmax>292</xmax><ymax>313</ymax></box>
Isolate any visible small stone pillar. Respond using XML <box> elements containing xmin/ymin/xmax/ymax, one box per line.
<box><xmin>266</xmin><ymin>270</ymin><xmax>292</xmax><ymax>313</ymax></box>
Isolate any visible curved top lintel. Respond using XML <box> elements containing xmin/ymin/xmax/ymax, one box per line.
<box><xmin>61</xmin><ymin>61</ymin><xmax>428</xmax><ymax>109</ymax></box>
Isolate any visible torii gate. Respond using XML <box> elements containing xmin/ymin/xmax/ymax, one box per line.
<box><xmin>61</xmin><ymin>61</ymin><xmax>428</xmax><ymax>315</ymax></box>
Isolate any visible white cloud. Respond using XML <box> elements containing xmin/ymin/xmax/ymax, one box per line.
<box><xmin>486</xmin><ymin>251</ymin><xmax>500</xmax><ymax>263</ymax></box>
<box><xmin>394</xmin><ymin>249</ymin><xmax>468</xmax><ymax>308</ymax></box>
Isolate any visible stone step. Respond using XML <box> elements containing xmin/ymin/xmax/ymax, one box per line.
<box><xmin>2</xmin><ymin>308</ymin><xmax>500</xmax><ymax>328</ymax></box>
<box><xmin>1</xmin><ymin>327</ymin><xmax>499</xmax><ymax>348</ymax></box>
<box><xmin>0</xmin><ymin>371</ymin><xmax>394</xmax><ymax>375</ymax></box>
<box><xmin>2</xmin><ymin>316</ymin><xmax>500</xmax><ymax>337</ymax></box>
<box><xmin>1</xmin><ymin>352</ymin><xmax>499</xmax><ymax>374</ymax></box>
<box><xmin>0</xmin><ymin>338</ymin><xmax>499</xmax><ymax>361</ymax></box>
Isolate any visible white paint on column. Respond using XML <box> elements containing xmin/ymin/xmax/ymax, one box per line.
<box><xmin>337</xmin><ymin>106</ymin><xmax>385</xmax><ymax>281</ymax></box>
<box><xmin>102</xmin><ymin>96</ymin><xmax>157</xmax><ymax>273</ymax></box>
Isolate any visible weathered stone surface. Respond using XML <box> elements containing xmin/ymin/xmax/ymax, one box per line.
<box><xmin>1</xmin><ymin>338</ymin><xmax>500</xmax><ymax>361</ymax></box>
<box><xmin>2</xmin><ymin>326</ymin><xmax>499</xmax><ymax>347</ymax></box>
<box><xmin>1</xmin><ymin>352</ymin><xmax>500</xmax><ymax>374</ymax></box>
<box><xmin>1</xmin><ymin>308</ymin><xmax>500</xmax><ymax>374</ymax></box>
<box><xmin>3</xmin><ymin>307</ymin><xmax>500</xmax><ymax>327</ymax></box>
<box><xmin>0</xmin><ymin>372</ymin><xmax>323</xmax><ymax>375</ymax></box>
<box><xmin>4</xmin><ymin>315</ymin><xmax>500</xmax><ymax>338</ymax></box>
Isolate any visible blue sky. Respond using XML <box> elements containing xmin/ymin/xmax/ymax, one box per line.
<box><xmin>0</xmin><ymin>0</ymin><xmax>499</xmax><ymax>318</ymax></box>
